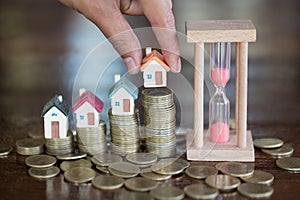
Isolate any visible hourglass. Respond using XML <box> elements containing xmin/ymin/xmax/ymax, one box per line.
<box><xmin>186</xmin><ymin>20</ymin><xmax>256</xmax><ymax>161</ymax></box>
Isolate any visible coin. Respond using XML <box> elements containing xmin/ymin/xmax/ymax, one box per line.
<box><xmin>108</xmin><ymin>168</ymin><xmax>139</xmax><ymax>178</ymax></box>
<box><xmin>28</xmin><ymin>166</ymin><xmax>60</xmax><ymax>179</ymax></box>
<box><xmin>16</xmin><ymin>138</ymin><xmax>44</xmax><ymax>155</ymax></box>
<box><xmin>140</xmin><ymin>171</ymin><xmax>172</xmax><ymax>181</ymax></box>
<box><xmin>25</xmin><ymin>155</ymin><xmax>56</xmax><ymax>168</ymax></box>
<box><xmin>261</xmin><ymin>144</ymin><xmax>294</xmax><ymax>158</ymax></box>
<box><xmin>91</xmin><ymin>153</ymin><xmax>122</xmax><ymax>167</ymax></box>
<box><xmin>159</xmin><ymin>158</ymin><xmax>190</xmax><ymax>169</ymax></box>
<box><xmin>253</xmin><ymin>138</ymin><xmax>284</xmax><ymax>149</ymax></box>
<box><xmin>60</xmin><ymin>159</ymin><xmax>92</xmax><ymax>172</ymax></box>
<box><xmin>185</xmin><ymin>165</ymin><xmax>218</xmax><ymax>179</ymax></box>
<box><xmin>114</xmin><ymin>190</ymin><xmax>152</xmax><ymax>200</ymax></box>
<box><xmin>238</xmin><ymin>183</ymin><xmax>274</xmax><ymax>198</ymax></box>
<box><xmin>276</xmin><ymin>157</ymin><xmax>300</xmax><ymax>171</ymax></box>
<box><xmin>150</xmin><ymin>186</ymin><xmax>185</xmax><ymax>200</ymax></box>
<box><xmin>96</xmin><ymin>166</ymin><xmax>110</xmax><ymax>174</ymax></box>
<box><xmin>125</xmin><ymin>177</ymin><xmax>158</xmax><ymax>192</ymax></box>
<box><xmin>0</xmin><ymin>144</ymin><xmax>13</xmax><ymax>156</ymax></box>
<box><xmin>92</xmin><ymin>175</ymin><xmax>124</xmax><ymax>190</ymax></box>
<box><xmin>126</xmin><ymin>153</ymin><xmax>158</xmax><ymax>165</ymax></box>
<box><xmin>241</xmin><ymin>170</ymin><xmax>274</xmax><ymax>185</ymax></box>
<box><xmin>184</xmin><ymin>183</ymin><xmax>219</xmax><ymax>200</ymax></box>
<box><xmin>56</xmin><ymin>152</ymin><xmax>87</xmax><ymax>160</ymax></box>
<box><xmin>218</xmin><ymin>162</ymin><xmax>254</xmax><ymax>177</ymax></box>
<box><xmin>151</xmin><ymin>162</ymin><xmax>184</xmax><ymax>175</ymax></box>
<box><xmin>44</xmin><ymin>131</ymin><xmax>74</xmax><ymax>155</ymax></box>
<box><xmin>64</xmin><ymin>167</ymin><xmax>96</xmax><ymax>184</ymax></box>
<box><xmin>205</xmin><ymin>175</ymin><xmax>241</xmax><ymax>191</ymax></box>
<box><xmin>108</xmin><ymin>162</ymin><xmax>141</xmax><ymax>174</ymax></box>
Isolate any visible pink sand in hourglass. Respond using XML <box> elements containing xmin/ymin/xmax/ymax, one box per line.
<box><xmin>211</xmin><ymin>68</ymin><xmax>230</xmax><ymax>87</ymax></box>
<box><xmin>210</xmin><ymin>122</ymin><xmax>229</xmax><ymax>143</ymax></box>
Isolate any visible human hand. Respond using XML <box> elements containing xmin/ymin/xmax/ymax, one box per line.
<box><xmin>58</xmin><ymin>0</ymin><xmax>181</xmax><ymax>74</ymax></box>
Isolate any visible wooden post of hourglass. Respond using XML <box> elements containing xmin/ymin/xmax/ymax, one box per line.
<box><xmin>186</xmin><ymin>20</ymin><xmax>256</xmax><ymax>161</ymax></box>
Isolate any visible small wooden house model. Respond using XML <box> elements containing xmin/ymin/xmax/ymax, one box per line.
<box><xmin>140</xmin><ymin>47</ymin><xmax>170</xmax><ymax>88</ymax></box>
<box><xmin>108</xmin><ymin>75</ymin><xmax>138</xmax><ymax>115</ymax></box>
<box><xmin>41</xmin><ymin>95</ymin><xmax>69</xmax><ymax>139</ymax></box>
<box><xmin>72</xmin><ymin>88</ymin><xmax>104</xmax><ymax>128</ymax></box>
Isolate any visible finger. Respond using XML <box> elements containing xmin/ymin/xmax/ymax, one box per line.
<box><xmin>138</xmin><ymin>0</ymin><xmax>181</xmax><ymax>73</ymax></box>
<box><xmin>118</xmin><ymin>0</ymin><xmax>144</xmax><ymax>15</ymax></box>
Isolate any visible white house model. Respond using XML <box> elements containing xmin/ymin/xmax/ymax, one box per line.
<box><xmin>108</xmin><ymin>75</ymin><xmax>138</xmax><ymax>115</ymax></box>
<box><xmin>72</xmin><ymin>89</ymin><xmax>104</xmax><ymax>128</ymax></box>
<box><xmin>41</xmin><ymin>95</ymin><xmax>69</xmax><ymax>139</ymax></box>
<box><xmin>140</xmin><ymin>47</ymin><xmax>170</xmax><ymax>88</ymax></box>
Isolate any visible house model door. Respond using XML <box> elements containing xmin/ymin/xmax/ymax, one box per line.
<box><xmin>87</xmin><ymin>113</ymin><xmax>94</xmax><ymax>125</ymax></box>
<box><xmin>51</xmin><ymin>121</ymin><xmax>59</xmax><ymax>138</ymax></box>
<box><xmin>123</xmin><ymin>99</ymin><xmax>130</xmax><ymax>112</ymax></box>
<box><xmin>155</xmin><ymin>71</ymin><xmax>163</xmax><ymax>85</ymax></box>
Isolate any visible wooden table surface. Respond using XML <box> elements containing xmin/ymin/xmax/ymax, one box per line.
<box><xmin>1</xmin><ymin>0</ymin><xmax>300</xmax><ymax>199</ymax></box>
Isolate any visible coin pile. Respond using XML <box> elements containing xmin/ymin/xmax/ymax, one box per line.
<box><xmin>76</xmin><ymin>120</ymin><xmax>107</xmax><ymax>155</ymax></box>
<box><xmin>108</xmin><ymin>109</ymin><xmax>140</xmax><ymax>155</ymax></box>
<box><xmin>142</xmin><ymin>88</ymin><xmax>176</xmax><ymax>158</ymax></box>
<box><xmin>44</xmin><ymin>131</ymin><xmax>74</xmax><ymax>155</ymax></box>
<box><xmin>16</xmin><ymin>138</ymin><xmax>44</xmax><ymax>155</ymax></box>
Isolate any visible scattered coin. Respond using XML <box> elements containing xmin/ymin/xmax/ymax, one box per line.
<box><xmin>0</xmin><ymin>144</ymin><xmax>13</xmax><ymax>156</ymax></box>
<box><xmin>218</xmin><ymin>162</ymin><xmax>254</xmax><ymax>177</ymax></box>
<box><xmin>27</xmin><ymin>130</ymin><xmax>44</xmax><ymax>139</ymax></box>
<box><xmin>253</xmin><ymin>138</ymin><xmax>284</xmax><ymax>149</ymax></box>
<box><xmin>205</xmin><ymin>174</ymin><xmax>241</xmax><ymax>191</ymax></box>
<box><xmin>262</xmin><ymin>144</ymin><xmax>294</xmax><ymax>158</ymax></box>
<box><xmin>56</xmin><ymin>152</ymin><xmax>87</xmax><ymax>160</ymax></box>
<box><xmin>140</xmin><ymin>171</ymin><xmax>172</xmax><ymax>181</ymax></box>
<box><xmin>114</xmin><ymin>190</ymin><xmax>152</xmax><ymax>200</ymax></box>
<box><xmin>60</xmin><ymin>159</ymin><xmax>92</xmax><ymax>172</ymax></box>
<box><xmin>125</xmin><ymin>177</ymin><xmax>158</xmax><ymax>192</ymax></box>
<box><xmin>241</xmin><ymin>170</ymin><xmax>274</xmax><ymax>185</ymax></box>
<box><xmin>25</xmin><ymin>155</ymin><xmax>56</xmax><ymax>168</ymax></box>
<box><xmin>184</xmin><ymin>183</ymin><xmax>219</xmax><ymax>200</ymax></box>
<box><xmin>108</xmin><ymin>162</ymin><xmax>141</xmax><ymax>174</ymax></box>
<box><xmin>126</xmin><ymin>153</ymin><xmax>158</xmax><ymax>165</ymax></box>
<box><xmin>92</xmin><ymin>175</ymin><xmax>124</xmax><ymax>190</ymax></box>
<box><xmin>276</xmin><ymin>157</ymin><xmax>300</xmax><ymax>172</ymax></box>
<box><xmin>96</xmin><ymin>166</ymin><xmax>110</xmax><ymax>174</ymax></box>
<box><xmin>185</xmin><ymin>165</ymin><xmax>218</xmax><ymax>179</ymax></box>
<box><xmin>16</xmin><ymin>138</ymin><xmax>44</xmax><ymax>155</ymax></box>
<box><xmin>150</xmin><ymin>186</ymin><xmax>185</xmax><ymax>200</ymax></box>
<box><xmin>108</xmin><ymin>168</ymin><xmax>139</xmax><ymax>178</ymax></box>
<box><xmin>91</xmin><ymin>153</ymin><xmax>122</xmax><ymax>167</ymax></box>
<box><xmin>238</xmin><ymin>183</ymin><xmax>274</xmax><ymax>198</ymax></box>
<box><xmin>159</xmin><ymin>158</ymin><xmax>190</xmax><ymax>169</ymax></box>
<box><xmin>215</xmin><ymin>161</ymin><xmax>231</xmax><ymax>171</ymax></box>
<box><xmin>64</xmin><ymin>167</ymin><xmax>96</xmax><ymax>184</ymax></box>
<box><xmin>28</xmin><ymin>166</ymin><xmax>60</xmax><ymax>179</ymax></box>
<box><xmin>151</xmin><ymin>162</ymin><xmax>184</xmax><ymax>175</ymax></box>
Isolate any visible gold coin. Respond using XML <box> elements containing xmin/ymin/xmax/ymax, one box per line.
<box><xmin>205</xmin><ymin>175</ymin><xmax>241</xmax><ymax>191</ymax></box>
<box><xmin>25</xmin><ymin>155</ymin><xmax>56</xmax><ymax>168</ymax></box>
<box><xmin>185</xmin><ymin>165</ymin><xmax>218</xmax><ymax>179</ymax></box>
<box><xmin>150</xmin><ymin>186</ymin><xmax>185</xmax><ymax>200</ymax></box>
<box><xmin>113</xmin><ymin>190</ymin><xmax>152</xmax><ymax>200</ymax></box>
<box><xmin>108</xmin><ymin>168</ymin><xmax>139</xmax><ymax>178</ymax></box>
<box><xmin>140</xmin><ymin>171</ymin><xmax>172</xmax><ymax>181</ymax></box>
<box><xmin>16</xmin><ymin>138</ymin><xmax>44</xmax><ymax>155</ymax></box>
<box><xmin>241</xmin><ymin>170</ymin><xmax>274</xmax><ymax>185</ymax></box>
<box><xmin>238</xmin><ymin>183</ymin><xmax>274</xmax><ymax>198</ymax></box>
<box><xmin>56</xmin><ymin>152</ymin><xmax>87</xmax><ymax>160</ymax></box>
<box><xmin>126</xmin><ymin>153</ymin><xmax>158</xmax><ymax>165</ymax></box>
<box><xmin>96</xmin><ymin>166</ymin><xmax>110</xmax><ymax>174</ymax></box>
<box><xmin>159</xmin><ymin>158</ymin><xmax>190</xmax><ymax>169</ymax></box>
<box><xmin>64</xmin><ymin>167</ymin><xmax>96</xmax><ymax>184</ymax></box>
<box><xmin>276</xmin><ymin>157</ymin><xmax>300</xmax><ymax>171</ymax></box>
<box><xmin>184</xmin><ymin>183</ymin><xmax>219</xmax><ymax>199</ymax></box>
<box><xmin>219</xmin><ymin>162</ymin><xmax>254</xmax><ymax>177</ymax></box>
<box><xmin>253</xmin><ymin>138</ymin><xmax>283</xmax><ymax>149</ymax></box>
<box><xmin>151</xmin><ymin>162</ymin><xmax>184</xmax><ymax>175</ymax></box>
<box><xmin>125</xmin><ymin>177</ymin><xmax>158</xmax><ymax>192</ymax></box>
<box><xmin>60</xmin><ymin>159</ymin><xmax>92</xmax><ymax>172</ymax></box>
<box><xmin>91</xmin><ymin>153</ymin><xmax>122</xmax><ymax>167</ymax></box>
<box><xmin>108</xmin><ymin>162</ymin><xmax>141</xmax><ymax>174</ymax></box>
<box><xmin>0</xmin><ymin>144</ymin><xmax>13</xmax><ymax>156</ymax></box>
<box><xmin>262</xmin><ymin>144</ymin><xmax>294</xmax><ymax>158</ymax></box>
<box><xmin>92</xmin><ymin>175</ymin><xmax>124</xmax><ymax>190</ymax></box>
<box><xmin>28</xmin><ymin>166</ymin><xmax>60</xmax><ymax>179</ymax></box>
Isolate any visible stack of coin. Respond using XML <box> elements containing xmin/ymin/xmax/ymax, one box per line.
<box><xmin>44</xmin><ymin>131</ymin><xmax>74</xmax><ymax>155</ymax></box>
<box><xmin>76</xmin><ymin>120</ymin><xmax>107</xmax><ymax>155</ymax></box>
<box><xmin>16</xmin><ymin>138</ymin><xmax>44</xmax><ymax>155</ymax></box>
<box><xmin>108</xmin><ymin>109</ymin><xmax>140</xmax><ymax>155</ymax></box>
<box><xmin>142</xmin><ymin>88</ymin><xmax>176</xmax><ymax>157</ymax></box>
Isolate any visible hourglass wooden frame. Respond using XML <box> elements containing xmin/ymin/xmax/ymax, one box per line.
<box><xmin>186</xmin><ymin>20</ymin><xmax>256</xmax><ymax>161</ymax></box>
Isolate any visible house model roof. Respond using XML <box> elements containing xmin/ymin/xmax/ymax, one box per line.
<box><xmin>108</xmin><ymin>77</ymin><xmax>138</xmax><ymax>100</ymax></box>
<box><xmin>72</xmin><ymin>90</ymin><xmax>104</xmax><ymax>113</ymax></box>
<box><xmin>41</xmin><ymin>95</ymin><xmax>69</xmax><ymax>117</ymax></box>
<box><xmin>140</xmin><ymin>49</ymin><xmax>170</xmax><ymax>72</ymax></box>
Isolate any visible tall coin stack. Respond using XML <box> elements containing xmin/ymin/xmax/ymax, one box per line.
<box><xmin>108</xmin><ymin>109</ymin><xmax>140</xmax><ymax>155</ymax></box>
<box><xmin>142</xmin><ymin>88</ymin><xmax>176</xmax><ymax>158</ymax></box>
<box><xmin>76</xmin><ymin>120</ymin><xmax>107</xmax><ymax>155</ymax></box>
<box><xmin>45</xmin><ymin>131</ymin><xmax>75</xmax><ymax>155</ymax></box>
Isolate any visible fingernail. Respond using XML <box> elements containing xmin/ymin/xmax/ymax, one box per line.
<box><xmin>124</xmin><ymin>57</ymin><xmax>139</xmax><ymax>74</ymax></box>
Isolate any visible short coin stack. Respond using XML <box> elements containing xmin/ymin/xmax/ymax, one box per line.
<box><xmin>44</xmin><ymin>131</ymin><xmax>74</xmax><ymax>155</ymax></box>
<box><xmin>16</xmin><ymin>138</ymin><xmax>44</xmax><ymax>155</ymax></box>
<box><xmin>108</xmin><ymin>109</ymin><xmax>140</xmax><ymax>155</ymax></box>
<box><xmin>76</xmin><ymin>120</ymin><xmax>107</xmax><ymax>155</ymax></box>
<box><xmin>142</xmin><ymin>88</ymin><xmax>176</xmax><ymax>158</ymax></box>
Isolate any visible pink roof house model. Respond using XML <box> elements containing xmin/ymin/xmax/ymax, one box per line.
<box><xmin>140</xmin><ymin>47</ymin><xmax>170</xmax><ymax>88</ymax></box>
<box><xmin>41</xmin><ymin>95</ymin><xmax>69</xmax><ymax>139</ymax></box>
<box><xmin>73</xmin><ymin>88</ymin><xmax>104</xmax><ymax>128</ymax></box>
<box><xmin>108</xmin><ymin>75</ymin><xmax>138</xmax><ymax>115</ymax></box>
